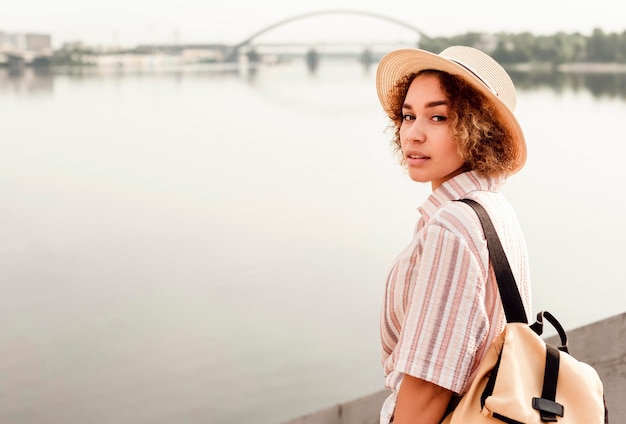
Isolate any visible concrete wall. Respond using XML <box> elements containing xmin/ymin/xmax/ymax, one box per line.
<box><xmin>281</xmin><ymin>389</ymin><xmax>388</xmax><ymax>424</ymax></box>
<box><xmin>549</xmin><ymin>312</ymin><xmax>626</xmax><ymax>423</ymax></box>
<box><xmin>282</xmin><ymin>312</ymin><xmax>626</xmax><ymax>424</ymax></box>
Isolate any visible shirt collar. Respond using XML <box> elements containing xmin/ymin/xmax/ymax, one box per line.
<box><xmin>418</xmin><ymin>171</ymin><xmax>505</xmax><ymax>223</ymax></box>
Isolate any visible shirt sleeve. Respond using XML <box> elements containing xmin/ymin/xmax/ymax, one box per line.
<box><xmin>392</xmin><ymin>221</ymin><xmax>490</xmax><ymax>394</ymax></box>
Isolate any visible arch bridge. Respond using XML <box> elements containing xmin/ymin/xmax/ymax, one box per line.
<box><xmin>226</xmin><ymin>9</ymin><xmax>429</xmax><ymax>62</ymax></box>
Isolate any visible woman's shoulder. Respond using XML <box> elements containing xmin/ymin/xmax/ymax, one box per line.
<box><xmin>425</xmin><ymin>199</ymin><xmax>485</xmax><ymax>241</ymax></box>
<box><xmin>427</xmin><ymin>192</ymin><xmax>518</xmax><ymax>240</ymax></box>
<box><xmin>430</xmin><ymin>193</ymin><xmax>525</xmax><ymax>253</ymax></box>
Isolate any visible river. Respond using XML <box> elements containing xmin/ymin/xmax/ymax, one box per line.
<box><xmin>1</xmin><ymin>59</ymin><xmax>625</xmax><ymax>424</ymax></box>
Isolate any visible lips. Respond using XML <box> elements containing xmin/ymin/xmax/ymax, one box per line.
<box><xmin>405</xmin><ymin>151</ymin><xmax>430</xmax><ymax>162</ymax></box>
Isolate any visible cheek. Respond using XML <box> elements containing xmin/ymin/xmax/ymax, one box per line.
<box><xmin>439</xmin><ymin>133</ymin><xmax>461</xmax><ymax>157</ymax></box>
<box><xmin>448</xmin><ymin>142</ymin><xmax>465</xmax><ymax>163</ymax></box>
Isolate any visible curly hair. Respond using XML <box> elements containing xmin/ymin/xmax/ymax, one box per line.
<box><xmin>386</xmin><ymin>70</ymin><xmax>518</xmax><ymax>176</ymax></box>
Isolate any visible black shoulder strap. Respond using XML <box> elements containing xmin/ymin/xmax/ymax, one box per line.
<box><xmin>457</xmin><ymin>198</ymin><xmax>528</xmax><ymax>324</ymax></box>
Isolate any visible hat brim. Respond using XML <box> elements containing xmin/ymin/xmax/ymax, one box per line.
<box><xmin>376</xmin><ymin>49</ymin><xmax>526</xmax><ymax>174</ymax></box>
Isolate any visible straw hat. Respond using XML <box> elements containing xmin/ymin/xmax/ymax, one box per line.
<box><xmin>376</xmin><ymin>46</ymin><xmax>526</xmax><ymax>173</ymax></box>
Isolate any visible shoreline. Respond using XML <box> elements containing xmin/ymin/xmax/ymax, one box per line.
<box><xmin>3</xmin><ymin>57</ymin><xmax>626</xmax><ymax>74</ymax></box>
<box><xmin>508</xmin><ymin>61</ymin><xmax>626</xmax><ymax>73</ymax></box>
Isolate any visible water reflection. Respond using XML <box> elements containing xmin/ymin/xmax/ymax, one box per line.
<box><xmin>0</xmin><ymin>67</ymin><xmax>54</xmax><ymax>95</ymax></box>
<box><xmin>509</xmin><ymin>70</ymin><xmax>626</xmax><ymax>99</ymax></box>
<box><xmin>2</xmin><ymin>64</ymin><xmax>626</xmax><ymax>99</ymax></box>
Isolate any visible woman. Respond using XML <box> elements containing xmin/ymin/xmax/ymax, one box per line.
<box><xmin>376</xmin><ymin>46</ymin><xmax>532</xmax><ymax>424</ymax></box>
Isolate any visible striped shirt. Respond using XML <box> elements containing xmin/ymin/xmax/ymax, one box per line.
<box><xmin>379</xmin><ymin>171</ymin><xmax>532</xmax><ymax>424</ymax></box>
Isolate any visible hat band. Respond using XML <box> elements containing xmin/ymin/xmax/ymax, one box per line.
<box><xmin>447</xmin><ymin>58</ymin><xmax>498</xmax><ymax>97</ymax></box>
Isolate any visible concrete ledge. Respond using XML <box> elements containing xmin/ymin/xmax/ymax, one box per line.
<box><xmin>282</xmin><ymin>312</ymin><xmax>626</xmax><ymax>423</ymax></box>
<box><xmin>545</xmin><ymin>312</ymin><xmax>626</xmax><ymax>422</ymax></box>
<box><xmin>281</xmin><ymin>390</ymin><xmax>388</xmax><ymax>424</ymax></box>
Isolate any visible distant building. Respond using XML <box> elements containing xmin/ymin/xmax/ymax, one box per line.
<box><xmin>25</xmin><ymin>33</ymin><xmax>52</xmax><ymax>52</ymax></box>
<box><xmin>0</xmin><ymin>30</ymin><xmax>51</xmax><ymax>52</ymax></box>
<box><xmin>0</xmin><ymin>31</ymin><xmax>10</xmax><ymax>50</ymax></box>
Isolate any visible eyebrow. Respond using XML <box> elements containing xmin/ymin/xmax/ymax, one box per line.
<box><xmin>402</xmin><ymin>100</ymin><xmax>449</xmax><ymax>109</ymax></box>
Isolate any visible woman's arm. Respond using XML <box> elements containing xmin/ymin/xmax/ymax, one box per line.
<box><xmin>393</xmin><ymin>374</ymin><xmax>453</xmax><ymax>424</ymax></box>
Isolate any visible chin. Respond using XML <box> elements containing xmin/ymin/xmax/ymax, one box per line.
<box><xmin>408</xmin><ymin>174</ymin><xmax>429</xmax><ymax>183</ymax></box>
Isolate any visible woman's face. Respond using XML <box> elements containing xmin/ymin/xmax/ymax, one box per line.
<box><xmin>399</xmin><ymin>73</ymin><xmax>465</xmax><ymax>190</ymax></box>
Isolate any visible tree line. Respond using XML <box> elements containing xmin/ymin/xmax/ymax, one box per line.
<box><xmin>419</xmin><ymin>28</ymin><xmax>626</xmax><ymax>64</ymax></box>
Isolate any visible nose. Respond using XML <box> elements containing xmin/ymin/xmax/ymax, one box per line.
<box><xmin>403</xmin><ymin>118</ymin><xmax>425</xmax><ymax>143</ymax></box>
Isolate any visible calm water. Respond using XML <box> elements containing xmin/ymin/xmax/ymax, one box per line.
<box><xmin>1</xmin><ymin>60</ymin><xmax>625</xmax><ymax>424</ymax></box>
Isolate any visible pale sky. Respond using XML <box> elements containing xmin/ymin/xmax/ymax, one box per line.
<box><xmin>2</xmin><ymin>0</ymin><xmax>625</xmax><ymax>48</ymax></box>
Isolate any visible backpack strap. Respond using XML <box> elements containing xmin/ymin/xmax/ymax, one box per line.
<box><xmin>458</xmin><ymin>199</ymin><xmax>568</xmax><ymax>421</ymax></box>
<box><xmin>456</xmin><ymin>198</ymin><xmax>528</xmax><ymax>324</ymax></box>
<box><xmin>533</xmin><ymin>344</ymin><xmax>564</xmax><ymax>421</ymax></box>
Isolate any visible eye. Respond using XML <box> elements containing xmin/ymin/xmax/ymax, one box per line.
<box><xmin>432</xmin><ymin>114</ymin><xmax>447</xmax><ymax>122</ymax></box>
<box><xmin>402</xmin><ymin>114</ymin><xmax>415</xmax><ymax>121</ymax></box>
